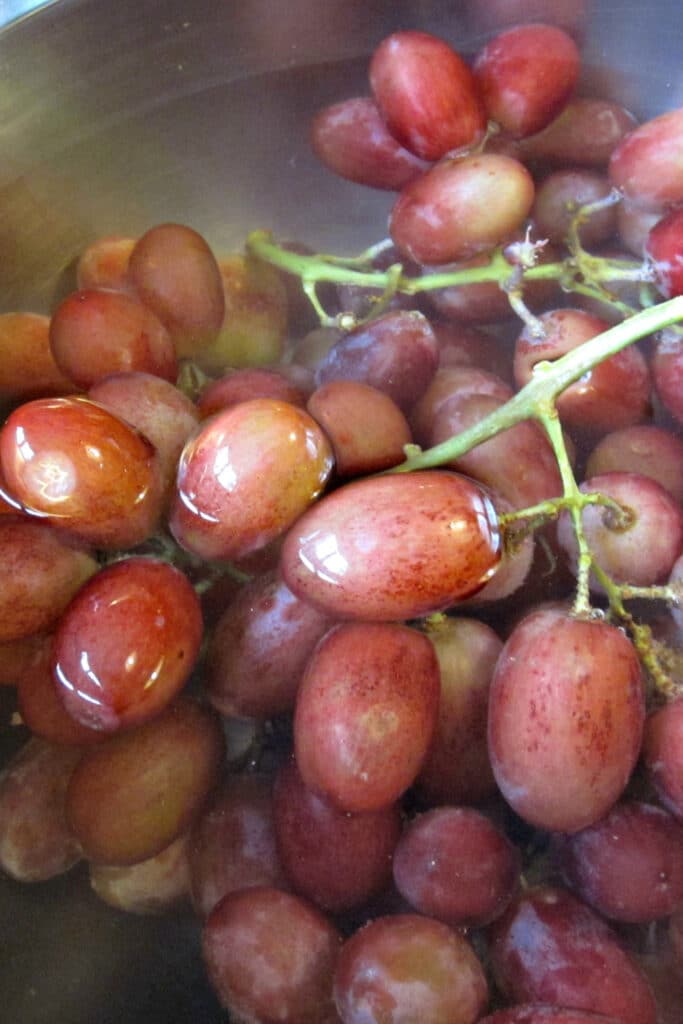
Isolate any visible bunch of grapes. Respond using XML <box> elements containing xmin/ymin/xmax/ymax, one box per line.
<box><xmin>5</xmin><ymin>17</ymin><xmax>683</xmax><ymax>1024</ymax></box>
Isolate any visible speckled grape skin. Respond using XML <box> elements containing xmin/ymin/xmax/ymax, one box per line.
<box><xmin>488</xmin><ymin>608</ymin><xmax>645</xmax><ymax>833</ymax></box>
<box><xmin>280</xmin><ymin>470</ymin><xmax>501</xmax><ymax>621</ymax></box>
<box><xmin>293</xmin><ymin>622</ymin><xmax>440</xmax><ymax>812</ymax></box>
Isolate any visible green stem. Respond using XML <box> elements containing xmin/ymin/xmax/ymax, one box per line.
<box><xmin>246</xmin><ymin>230</ymin><xmax>647</xmax><ymax>299</ymax></box>
<box><xmin>388</xmin><ymin>296</ymin><xmax>683</xmax><ymax>474</ymax></box>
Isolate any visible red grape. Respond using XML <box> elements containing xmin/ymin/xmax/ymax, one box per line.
<box><xmin>205</xmin><ymin>571</ymin><xmax>334</xmax><ymax>720</ymax></box>
<box><xmin>52</xmin><ymin>557</ymin><xmax>203</xmax><ymax>733</ymax></box>
<box><xmin>89</xmin><ymin>830</ymin><xmax>191</xmax><ymax>915</ymax></box>
<box><xmin>0</xmin><ymin>313</ymin><xmax>74</xmax><ymax>401</ymax></box>
<box><xmin>273</xmin><ymin>758</ymin><xmax>401</xmax><ymax>913</ymax></box>
<box><xmin>202</xmin><ymin>886</ymin><xmax>341</xmax><ymax>1024</ymax></box>
<box><xmin>294</xmin><ymin>621</ymin><xmax>439</xmax><ymax>812</ymax></box>
<box><xmin>307</xmin><ymin>380</ymin><xmax>412</xmax><ymax>476</ymax></box>
<box><xmin>393</xmin><ymin>806</ymin><xmax>520</xmax><ymax>927</ymax></box>
<box><xmin>474</xmin><ymin>24</ymin><xmax>580</xmax><ymax>138</ymax></box>
<box><xmin>76</xmin><ymin>234</ymin><xmax>135</xmax><ymax>292</ymax></box>
<box><xmin>0</xmin><ymin>517</ymin><xmax>97</xmax><ymax>643</ymax></box>
<box><xmin>555</xmin><ymin>800</ymin><xmax>683</xmax><ymax>923</ymax></box>
<box><xmin>197</xmin><ymin>367</ymin><xmax>306</xmax><ymax>419</ymax></box>
<box><xmin>489</xmin><ymin>607</ymin><xmax>645</xmax><ymax>832</ymax></box>
<box><xmin>197</xmin><ymin>253</ymin><xmax>288</xmax><ymax>372</ymax></box>
<box><xmin>128</xmin><ymin>222</ymin><xmax>225</xmax><ymax>357</ymax></box>
<box><xmin>189</xmin><ymin>775</ymin><xmax>287</xmax><ymax>918</ymax></box>
<box><xmin>489</xmin><ymin>886</ymin><xmax>657</xmax><ymax>1024</ymax></box>
<box><xmin>416</xmin><ymin>616</ymin><xmax>502</xmax><ymax>805</ymax></box>
<box><xmin>17</xmin><ymin>636</ymin><xmax>104</xmax><ymax>746</ymax></box>
<box><xmin>513</xmin><ymin>309</ymin><xmax>651</xmax><ymax>434</ymax></box>
<box><xmin>532</xmin><ymin>170</ymin><xmax>617</xmax><ymax>248</ymax></box>
<box><xmin>585</xmin><ymin>424</ymin><xmax>683</xmax><ymax>506</ymax></box>
<box><xmin>557</xmin><ymin>472</ymin><xmax>683</xmax><ymax>590</ymax></box>
<box><xmin>369</xmin><ymin>31</ymin><xmax>486</xmax><ymax>161</ymax></box>
<box><xmin>390</xmin><ymin>154</ymin><xmax>535</xmax><ymax>265</ymax></box>
<box><xmin>87</xmin><ymin>370</ymin><xmax>200</xmax><ymax>499</ymax></box>
<box><xmin>281</xmin><ymin>470</ymin><xmax>501</xmax><ymax>621</ymax></box>
<box><xmin>49</xmin><ymin>288</ymin><xmax>178</xmax><ymax>389</ymax></box>
<box><xmin>609</xmin><ymin>107</ymin><xmax>683</xmax><ymax>207</ymax></box>
<box><xmin>642</xmin><ymin>698</ymin><xmax>683</xmax><ymax>819</ymax></box>
<box><xmin>516</xmin><ymin>97</ymin><xmax>638</xmax><ymax>167</ymax></box>
<box><xmin>311</xmin><ymin>96</ymin><xmax>431</xmax><ymax>190</ymax></box>
<box><xmin>334</xmin><ymin>913</ymin><xmax>488</xmax><ymax>1024</ymax></box>
<box><xmin>646</xmin><ymin>207</ymin><xmax>683</xmax><ymax>298</ymax></box>
<box><xmin>0</xmin><ymin>396</ymin><xmax>165</xmax><ymax>550</ymax></box>
<box><xmin>314</xmin><ymin>310</ymin><xmax>439</xmax><ymax>412</ymax></box>
<box><xmin>170</xmin><ymin>397</ymin><xmax>334</xmax><ymax>562</ymax></box>
<box><xmin>66</xmin><ymin>698</ymin><xmax>225</xmax><ymax>865</ymax></box>
<box><xmin>0</xmin><ymin>738</ymin><xmax>83</xmax><ymax>881</ymax></box>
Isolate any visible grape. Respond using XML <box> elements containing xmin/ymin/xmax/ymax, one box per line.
<box><xmin>554</xmin><ymin>800</ymin><xmax>683</xmax><ymax>923</ymax></box>
<box><xmin>307</xmin><ymin>381</ymin><xmax>412</xmax><ymax>476</ymax></box>
<box><xmin>273</xmin><ymin>758</ymin><xmax>401</xmax><ymax>913</ymax></box>
<box><xmin>416</xmin><ymin>616</ymin><xmax>502</xmax><ymax>805</ymax></box>
<box><xmin>310</xmin><ymin>97</ymin><xmax>431</xmax><ymax>190</ymax></box>
<box><xmin>89</xmin><ymin>830</ymin><xmax>191</xmax><ymax>915</ymax></box>
<box><xmin>515</xmin><ymin>98</ymin><xmax>638</xmax><ymax>167</ymax></box>
<box><xmin>202</xmin><ymin>886</ymin><xmax>341</xmax><ymax>1024</ymax></box>
<box><xmin>609</xmin><ymin>107</ymin><xmax>683</xmax><ymax>207</ymax></box>
<box><xmin>65</xmin><ymin>698</ymin><xmax>225</xmax><ymax>865</ymax></box>
<box><xmin>196</xmin><ymin>253</ymin><xmax>288</xmax><ymax>372</ymax></box>
<box><xmin>280</xmin><ymin>470</ymin><xmax>501</xmax><ymax>621</ymax></box>
<box><xmin>293</xmin><ymin>621</ymin><xmax>439</xmax><ymax>812</ymax></box>
<box><xmin>646</xmin><ymin>207</ymin><xmax>683</xmax><ymax>298</ymax></box>
<box><xmin>205</xmin><ymin>571</ymin><xmax>334</xmax><ymax>720</ymax></box>
<box><xmin>513</xmin><ymin>309</ymin><xmax>651</xmax><ymax>434</ymax></box>
<box><xmin>473</xmin><ymin>24</ymin><xmax>580</xmax><ymax>138</ymax></box>
<box><xmin>49</xmin><ymin>288</ymin><xmax>178</xmax><ymax>389</ymax></box>
<box><xmin>390</xmin><ymin>154</ymin><xmax>535</xmax><ymax>265</ymax></box>
<box><xmin>489</xmin><ymin>607</ymin><xmax>645</xmax><ymax>832</ymax></box>
<box><xmin>617</xmin><ymin>199</ymin><xmax>662</xmax><ymax>256</ymax></box>
<box><xmin>0</xmin><ymin>517</ymin><xmax>97</xmax><ymax>643</ymax></box>
<box><xmin>87</xmin><ymin>370</ymin><xmax>200</xmax><ymax>499</ymax></box>
<box><xmin>393</xmin><ymin>806</ymin><xmax>520</xmax><ymax>927</ymax></box>
<box><xmin>368</xmin><ymin>31</ymin><xmax>486</xmax><ymax>161</ymax></box>
<box><xmin>314</xmin><ymin>310</ymin><xmax>439</xmax><ymax>412</ymax></box>
<box><xmin>432</xmin><ymin>320</ymin><xmax>512</xmax><ymax>377</ymax></box>
<box><xmin>0</xmin><ymin>312</ymin><xmax>73</xmax><ymax>402</ymax></box>
<box><xmin>652</xmin><ymin>328</ymin><xmax>683</xmax><ymax>427</ymax></box>
<box><xmin>291</xmin><ymin>325</ymin><xmax>344</xmax><ymax>370</ymax></box>
<box><xmin>189</xmin><ymin>775</ymin><xmax>287</xmax><ymax>918</ymax></box>
<box><xmin>0</xmin><ymin>632</ymin><xmax>51</xmax><ymax>687</ymax></box>
<box><xmin>52</xmin><ymin>557</ymin><xmax>203</xmax><ymax>733</ymax></box>
<box><xmin>642</xmin><ymin>698</ymin><xmax>683</xmax><ymax>819</ymax></box>
<box><xmin>532</xmin><ymin>170</ymin><xmax>617</xmax><ymax>248</ymax></box>
<box><xmin>430</xmin><ymin>392</ymin><xmax>563</xmax><ymax>510</ymax></box>
<box><xmin>557</xmin><ymin>472</ymin><xmax>683</xmax><ymax>590</ymax></box>
<box><xmin>128</xmin><ymin>223</ymin><xmax>225</xmax><ymax>357</ymax></box>
<box><xmin>170</xmin><ymin>397</ymin><xmax>334</xmax><ymax>562</ymax></box>
<box><xmin>0</xmin><ymin>738</ymin><xmax>83</xmax><ymax>881</ymax></box>
<box><xmin>410</xmin><ymin>365</ymin><xmax>513</xmax><ymax>447</ymax></box>
<box><xmin>197</xmin><ymin>367</ymin><xmax>306</xmax><ymax>419</ymax></box>
<box><xmin>333</xmin><ymin>914</ymin><xmax>488</xmax><ymax>1024</ymax></box>
<box><xmin>489</xmin><ymin>886</ymin><xmax>657</xmax><ymax>1024</ymax></box>
<box><xmin>0</xmin><ymin>396</ymin><xmax>165</xmax><ymax>550</ymax></box>
<box><xmin>585</xmin><ymin>424</ymin><xmax>683</xmax><ymax>506</ymax></box>
<box><xmin>76</xmin><ymin>234</ymin><xmax>135</xmax><ymax>291</ymax></box>
<box><xmin>17</xmin><ymin>636</ymin><xmax>104</xmax><ymax>746</ymax></box>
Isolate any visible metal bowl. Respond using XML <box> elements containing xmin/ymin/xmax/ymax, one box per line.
<box><xmin>0</xmin><ymin>1</ymin><xmax>682</xmax><ymax>1021</ymax></box>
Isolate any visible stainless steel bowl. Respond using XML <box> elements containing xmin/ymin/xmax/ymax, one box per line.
<box><xmin>1</xmin><ymin>1</ymin><xmax>682</xmax><ymax>1021</ymax></box>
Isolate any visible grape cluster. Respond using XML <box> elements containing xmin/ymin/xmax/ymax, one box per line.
<box><xmin>4</xmin><ymin>17</ymin><xmax>683</xmax><ymax>1024</ymax></box>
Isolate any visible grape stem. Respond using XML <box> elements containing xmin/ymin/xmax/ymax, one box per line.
<box><xmin>248</xmin><ymin>228</ymin><xmax>683</xmax><ymax>696</ymax></box>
